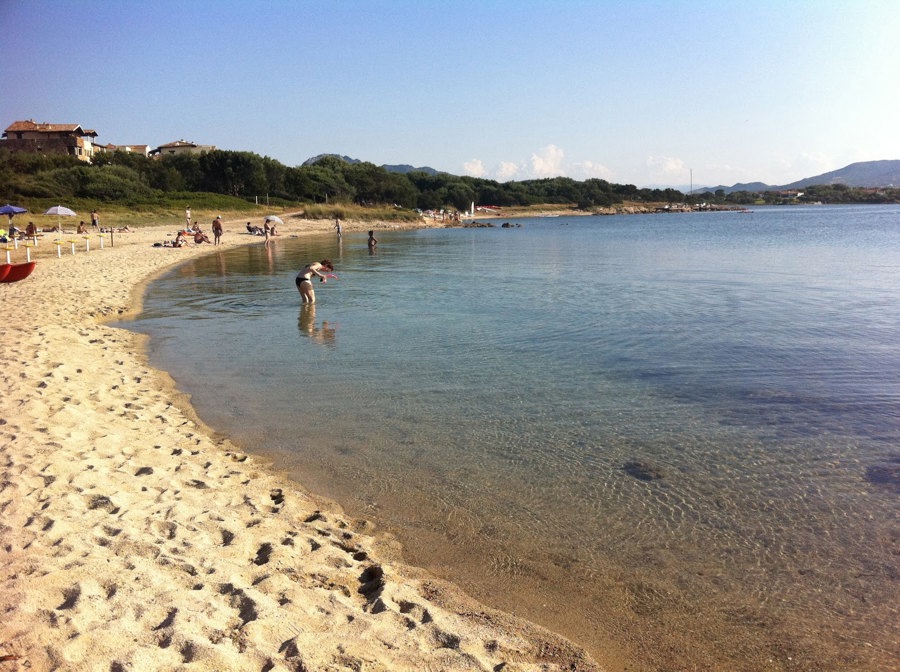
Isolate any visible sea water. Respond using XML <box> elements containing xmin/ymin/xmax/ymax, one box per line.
<box><xmin>121</xmin><ymin>206</ymin><xmax>900</xmax><ymax>671</ymax></box>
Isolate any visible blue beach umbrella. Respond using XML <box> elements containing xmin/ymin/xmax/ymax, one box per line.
<box><xmin>0</xmin><ymin>204</ymin><xmax>27</xmax><ymax>240</ymax></box>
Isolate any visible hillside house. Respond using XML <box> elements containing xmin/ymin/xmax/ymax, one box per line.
<box><xmin>2</xmin><ymin>120</ymin><xmax>99</xmax><ymax>162</ymax></box>
<box><xmin>105</xmin><ymin>144</ymin><xmax>151</xmax><ymax>157</ymax></box>
<box><xmin>151</xmin><ymin>139</ymin><xmax>216</xmax><ymax>157</ymax></box>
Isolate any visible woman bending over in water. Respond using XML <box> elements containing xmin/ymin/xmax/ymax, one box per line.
<box><xmin>295</xmin><ymin>259</ymin><xmax>334</xmax><ymax>304</ymax></box>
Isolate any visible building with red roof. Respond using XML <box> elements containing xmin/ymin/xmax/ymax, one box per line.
<box><xmin>2</xmin><ymin>120</ymin><xmax>99</xmax><ymax>162</ymax></box>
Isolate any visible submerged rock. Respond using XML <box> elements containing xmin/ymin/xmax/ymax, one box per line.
<box><xmin>865</xmin><ymin>459</ymin><xmax>900</xmax><ymax>494</ymax></box>
<box><xmin>622</xmin><ymin>461</ymin><xmax>665</xmax><ymax>482</ymax></box>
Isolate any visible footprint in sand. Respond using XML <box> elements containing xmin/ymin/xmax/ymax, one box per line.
<box><xmin>253</xmin><ymin>542</ymin><xmax>273</xmax><ymax>566</ymax></box>
<box><xmin>86</xmin><ymin>494</ymin><xmax>119</xmax><ymax>514</ymax></box>
<box><xmin>150</xmin><ymin>520</ymin><xmax>177</xmax><ymax>540</ymax></box>
<box><xmin>357</xmin><ymin>564</ymin><xmax>385</xmax><ymax>602</ymax></box>
<box><xmin>219</xmin><ymin>583</ymin><xmax>259</xmax><ymax>625</ymax></box>
<box><xmin>269</xmin><ymin>488</ymin><xmax>284</xmax><ymax>509</ymax></box>
<box><xmin>57</xmin><ymin>585</ymin><xmax>81</xmax><ymax>610</ymax></box>
<box><xmin>399</xmin><ymin>600</ymin><xmax>433</xmax><ymax>626</ymax></box>
<box><xmin>152</xmin><ymin>607</ymin><xmax>178</xmax><ymax>630</ymax></box>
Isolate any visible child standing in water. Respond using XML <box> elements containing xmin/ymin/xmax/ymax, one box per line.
<box><xmin>367</xmin><ymin>230</ymin><xmax>378</xmax><ymax>250</ymax></box>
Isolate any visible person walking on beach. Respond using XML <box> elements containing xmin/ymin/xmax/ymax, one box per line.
<box><xmin>295</xmin><ymin>259</ymin><xmax>335</xmax><ymax>304</ymax></box>
<box><xmin>185</xmin><ymin>206</ymin><xmax>192</xmax><ymax>229</ymax></box>
<box><xmin>212</xmin><ymin>216</ymin><xmax>223</xmax><ymax>245</ymax></box>
<box><xmin>90</xmin><ymin>210</ymin><xmax>99</xmax><ymax>229</ymax></box>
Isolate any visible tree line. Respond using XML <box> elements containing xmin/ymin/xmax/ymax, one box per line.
<box><xmin>0</xmin><ymin>149</ymin><xmax>686</xmax><ymax>210</ymax></box>
<box><xmin>1</xmin><ymin>148</ymin><xmax>897</xmax><ymax>210</ymax></box>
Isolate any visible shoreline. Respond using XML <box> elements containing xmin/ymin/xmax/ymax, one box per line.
<box><xmin>0</xmin><ymin>216</ymin><xmax>601</xmax><ymax>671</ymax></box>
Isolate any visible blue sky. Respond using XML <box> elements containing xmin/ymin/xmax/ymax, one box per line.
<box><xmin>2</xmin><ymin>0</ymin><xmax>898</xmax><ymax>188</ymax></box>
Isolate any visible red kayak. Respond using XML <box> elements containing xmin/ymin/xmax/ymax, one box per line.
<box><xmin>0</xmin><ymin>261</ymin><xmax>36</xmax><ymax>283</ymax></box>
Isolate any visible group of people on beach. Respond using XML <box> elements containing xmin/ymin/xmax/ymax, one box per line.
<box><xmin>1</xmin><ymin>221</ymin><xmax>34</xmax><ymax>241</ymax></box>
<box><xmin>161</xmin><ymin>212</ymin><xmax>384</xmax><ymax>304</ymax></box>
<box><xmin>79</xmin><ymin>221</ymin><xmax>131</xmax><ymax>234</ymax></box>
<box><xmin>179</xmin><ymin>208</ymin><xmax>219</xmax><ymax>244</ymax></box>
<box><xmin>245</xmin><ymin>219</ymin><xmax>278</xmax><ymax>246</ymax></box>
<box><xmin>3</xmin><ymin>218</ymin><xmax>131</xmax><ymax>240</ymax></box>
<box><xmin>164</xmin><ymin>214</ymin><xmax>285</xmax><ymax>248</ymax></box>
<box><xmin>69</xmin><ymin>210</ymin><xmax>101</xmax><ymax>234</ymax></box>
<box><xmin>184</xmin><ymin>219</ymin><xmax>216</xmax><ymax>244</ymax></box>
<box><xmin>2</xmin><ymin>208</ymin><xmax>147</xmax><ymax>242</ymax></box>
<box><xmin>160</xmin><ymin>215</ymin><xmax>222</xmax><ymax>247</ymax></box>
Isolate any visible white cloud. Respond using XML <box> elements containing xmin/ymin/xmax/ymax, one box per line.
<box><xmin>530</xmin><ymin>144</ymin><xmax>565</xmax><ymax>178</ymax></box>
<box><xmin>497</xmin><ymin>161</ymin><xmax>521</xmax><ymax>181</ymax></box>
<box><xmin>471</xmin><ymin>145</ymin><xmax>613</xmax><ymax>183</ymax></box>
<box><xmin>572</xmin><ymin>160</ymin><xmax>614</xmax><ymax>181</ymax></box>
<box><xmin>463</xmin><ymin>158</ymin><xmax>486</xmax><ymax>178</ymax></box>
<box><xmin>646</xmin><ymin>155</ymin><xmax>687</xmax><ymax>178</ymax></box>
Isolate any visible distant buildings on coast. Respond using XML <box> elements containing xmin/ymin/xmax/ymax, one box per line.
<box><xmin>1</xmin><ymin>119</ymin><xmax>215</xmax><ymax>162</ymax></box>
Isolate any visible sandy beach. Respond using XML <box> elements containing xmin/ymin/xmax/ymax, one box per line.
<box><xmin>0</xmin><ymin>215</ymin><xmax>600</xmax><ymax>671</ymax></box>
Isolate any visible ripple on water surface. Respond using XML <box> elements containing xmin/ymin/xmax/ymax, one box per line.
<box><xmin>125</xmin><ymin>208</ymin><xmax>900</xmax><ymax>671</ymax></box>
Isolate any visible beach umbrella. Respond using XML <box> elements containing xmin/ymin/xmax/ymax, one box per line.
<box><xmin>44</xmin><ymin>205</ymin><xmax>77</xmax><ymax>247</ymax></box>
<box><xmin>264</xmin><ymin>215</ymin><xmax>283</xmax><ymax>225</ymax></box>
<box><xmin>44</xmin><ymin>205</ymin><xmax>77</xmax><ymax>217</ymax></box>
<box><xmin>0</xmin><ymin>204</ymin><xmax>27</xmax><ymax>245</ymax></box>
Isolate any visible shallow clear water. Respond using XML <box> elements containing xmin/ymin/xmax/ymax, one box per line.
<box><xmin>122</xmin><ymin>206</ymin><xmax>900</xmax><ymax>671</ymax></box>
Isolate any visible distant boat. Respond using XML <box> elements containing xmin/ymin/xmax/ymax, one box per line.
<box><xmin>0</xmin><ymin>261</ymin><xmax>36</xmax><ymax>283</ymax></box>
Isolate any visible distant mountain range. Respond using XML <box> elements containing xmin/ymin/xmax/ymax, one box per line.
<box><xmin>302</xmin><ymin>153</ymin><xmax>440</xmax><ymax>175</ymax></box>
<box><xmin>702</xmin><ymin>160</ymin><xmax>900</xmax><ymax>194</ymax></box>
